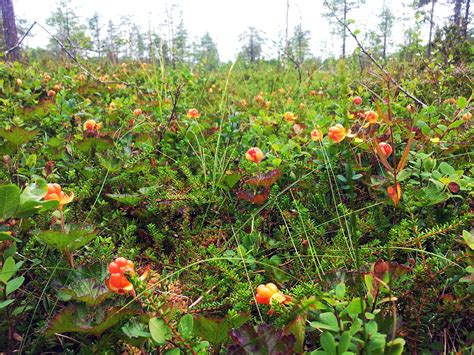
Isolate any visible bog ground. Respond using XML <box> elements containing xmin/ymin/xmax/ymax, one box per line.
<box><xmin>0</xmin><ymin>0</ymin><xmax>473</xmax><ymax>353</ymax></box>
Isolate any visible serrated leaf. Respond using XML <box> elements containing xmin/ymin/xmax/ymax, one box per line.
<box><xmin>61</xmin><ymin>278</ymin><xmax>111</xmax><ymax>306</ymax></box>
<box><xmin>16</xmin><ymin>199</ymin><xmax>58</xmax><ymax>218</ymax></box>
<box><xmin>193</xmin><ymin>316</ymin><xmax>230</xmax><ymax>346</ymax></box>
<box><xmin>36</xmin><ymin>228</ymin><xmax>97</xmax><ymax>253</ymax></box>
<box><xmin>223</xmin><ymin>172</ymin><xmax>242</xmax><ymax>189</ymax></box>
<box><xmin>0</xmin><ymin>127</ymin><xmax>38</xmax><ymax>146</ymax></box>
<box><xmin>287</xmin><ymin>315</ymin><xmax>306</xmax><ymax>353</ymax></box>
<box><xmin>46</xmin><ymin>306</ymin><xmax>135</xmax><ymax>336</ymax></box>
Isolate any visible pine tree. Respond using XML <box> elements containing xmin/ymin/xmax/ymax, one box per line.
<box><xmin>378</xmin><ymin>1</ymin><xmax>394</xmax><ymax>60</ymax></box>
<box><xmin>172</xmin><ymin>20</ymin><xmax>188</xmax><ymax>65</ymax></box>
<box><xmin>288</xmin><ymin>23</ymin><xmax>311</xmax><ymax>64</ymax></box>
<box><xmin>88</xmin><ymin>13</ymin><xmax>102</xmax><ymax>57</ymax></box>
<box><xmin>46</xmin><ymin>0</ymin><xmax>90</xmax><ymax>58</ymax></box>
<box><xmin>324</xmin><ymin>0</ymin><xmax>364</xmax><ymax>58</ymax></box>
<box><xmin>195</xmin><ymin>32</ymin><xmax>219</xmax><ymax>69</ymax></box>
<box><xmin>239</xmin><ymin>27</ymin><xmax>264</xmax><ymax>63</ymax></box>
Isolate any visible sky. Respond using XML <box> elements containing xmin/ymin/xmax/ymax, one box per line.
<box><xmin>12</xmin><ymin>0</ymin><xmax>455</xmax><ymax>61</ymax></box>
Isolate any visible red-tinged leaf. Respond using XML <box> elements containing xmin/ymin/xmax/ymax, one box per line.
<box><xmin>286</xmin><ymin>316</ymin><xmax>306</xmax><ymax>353</ymax></box>
<box><xmin>397</xmin><ymin>129</ymin><xmax>414</xmax><ymax>172</ymax></box>
<box><xmin>387</xmin><ymin>183</ymin><xmax>402</xmax><ymax>207</ymax></box>
<box><xmin>245</xmin><ymin>169</ymin><xmax>281</xmax><ymax>188</ymax></box>
<box><xmin>372</xmin><ymin>259</ymin><xmax>412</xmax><ymax>289</ymax></box>
<box><xmin>45</xmin><ymin>306</ymin><xmax>137</xmax><ymax>336</ymax></box>
<box><xmin>236</xmin><ymin>188</ymin><xmax>270</xmax><ymax>205</ymax></box>
<box><xmin>375</xmin><ymin>101</ymin><xmax>391</xmax><ymax>126</ymax></box>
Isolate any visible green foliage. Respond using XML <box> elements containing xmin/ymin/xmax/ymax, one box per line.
<box><xmin>0</xmin><ymin>39</ymin><xmax>471</xmax><ymax>353</ymax></box>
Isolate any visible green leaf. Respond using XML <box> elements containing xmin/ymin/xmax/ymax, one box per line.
<box><xmin>320</xmin><ymin>312</ymin><xmax>339</xmax><ymax>328</ymax></box>
<box><xmin>6</xmin><ymin>276</ymin><xmax>24</xmax><ymax>296</ymax></box>
<box><xmin>193</xmin><ymin>315</ymin><xmax>231</xmax><ymax>346</ymax></box>
<box><xmin>36</xmin><ymin>228</ymin><xmax>97</xmax><ymax>253</ymax></box>
<box><xmin>149</xmin><ymin>317</ymin><xmax>171</xmax><ymax>345</ymax></box>
<box><xmin>0</xmin><ymin>185</ymin><xmax>20</xmax><ymax>220</ymax></box>
<box><xmin>61</xmin><ymin>278</ymin><xmax>111</xmax><ymax>306</ymax></box>
<box><xmin>364</xmin><ymin>320</ymin><xmax>378</xmax><ymax>337</ymax></box>
<box><xmin>337</xmin><ymin>175</ymin><xmax>347</xmax><ymax>183</ymax></box>
<box><xmin>16</xmin><ymin>199</ymin><xmax>58</xmax><ymax>218</ymax></box>
<box><xmin>19</xmin><ymin>178</ymin><xmax>48</xmax><ymax>204</ymax></box>
<box><xmin>335</xmin><ymin>282</ymin><xmax>346</xmax><ymax>298</ymax></box>
<box><xmin>439</xmin><ymin>162</ymin><xmax>455</xmax><ymax>175</ymax></box>
<box><xmin>386</xmin><ymin>338</ymin><xmax>405</xmax><ymax>355</ymax></box>
<box><xmin>223</xmin><ymin>172</ymin><xmax>242</xmax><ymax>189</ymax></box>
<box><xmin>106</xmin><ymin>193</ymin><xmax>142</xmax><ymax>206</ymax></box>
<box><xmin>0</xmin><ymin>232</ymin><xmax>21</xmax><ymax>243</ymax></box>
<box><xmin>0</xmin><ymin>127</ymin><xmax>38</xmax><ymax>146</ymax></box>
<box><xmin>338</xmin><ymin>331</ymin><xmax>351</xmax><ymax>354</ymax></box>
<box><xmin>76</xmin><ymin>137</ymin><xmax>113</xmax><ymax>153</ymax></box>
<box><xmin>46</xmin><ymin>306</ymin><xmax>136</xmax><ymax>336</ymax></box>
<box><xmin>457</xmin><ymin>96</ymin><xmax>467</xmax><ymax>110</ymax></box>
<box><xmin>462</xmin><ymin>230</ymin><xmax>474</xmax><ymax>250</ymax></box>
<box><xmin>164</xmin><ymin>349</ymin><xmax>181</xmax><ymax>355</ymax></box>
<box><xmin>341</xmin><ymin>297</ymin><xmax>365</xmax><ymax>315</ymax></box>
<box><xmin>122</xmin><ymin>320</ymin><xmax>151</xmax><ymax>339</ymax></box>
<box><xmin>0</xmin><ymin>299</ymin><xmax>14</xmax><ymax>309</ymax></box>
<box><xmin>178</xmin><ymin>314</ymin><xmax>194</xmax><ymax>340</ymax></box>
<box><xmin>310</xmin><ymin>321</ymin><xmax>340</xmax><ymax>332</ymax></box>
<box><xmin>448</xmin><ymin>120</ymin><xmax>464</xmax><ymax>130</ymax></box>
<box><xmin>349</xmin><ymin>319</ymin><xmax>362</xmax><ymax>335</ymax></box>
<box><xmin>0</xmin><ymin>256</ymin><xmax>16</xmax><ymax>283</ymax></box>
<box><xmin>320</xmin><ymin>331</ymin><xmax>337</xmax><ymax>353</ymax></box>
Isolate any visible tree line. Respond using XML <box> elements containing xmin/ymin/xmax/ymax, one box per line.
<box><xmin>1</xmin><ymin>0</ymin><xmax>472</xmax><ymax>65</ymax></box>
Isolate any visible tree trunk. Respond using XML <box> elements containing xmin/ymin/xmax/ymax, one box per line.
<box><xmin>453</xmin><ymin>0</ymin><xmax>462</xmax><ymax>25</ymax></box>
<box><xmin>342</xmin><ymin>0</ymin><xmax>347</xmax><ymax>58</ymax></box>
<box><xmin>285</xmin><ymin>0</ymin><xmax>289</xmax><ymax>54</ymax></box>
<box><xmin>427</xmin><ymin>0</ymin><xmax>436</xmax><ymax>58</ymax></box>
<box><xmin>383</xmin><ymin>12</ymin><xmax>388</xmax><ymax>60</ymax></box>
<box><xmin>1</xmin><ymin>0</ymin><xmax>19</xmax><ymax>62</ymax></box>
<box><xmin>464</xmin><ymin>0</ymin><xmax>470</xmax><ymax>38</ymax></box>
